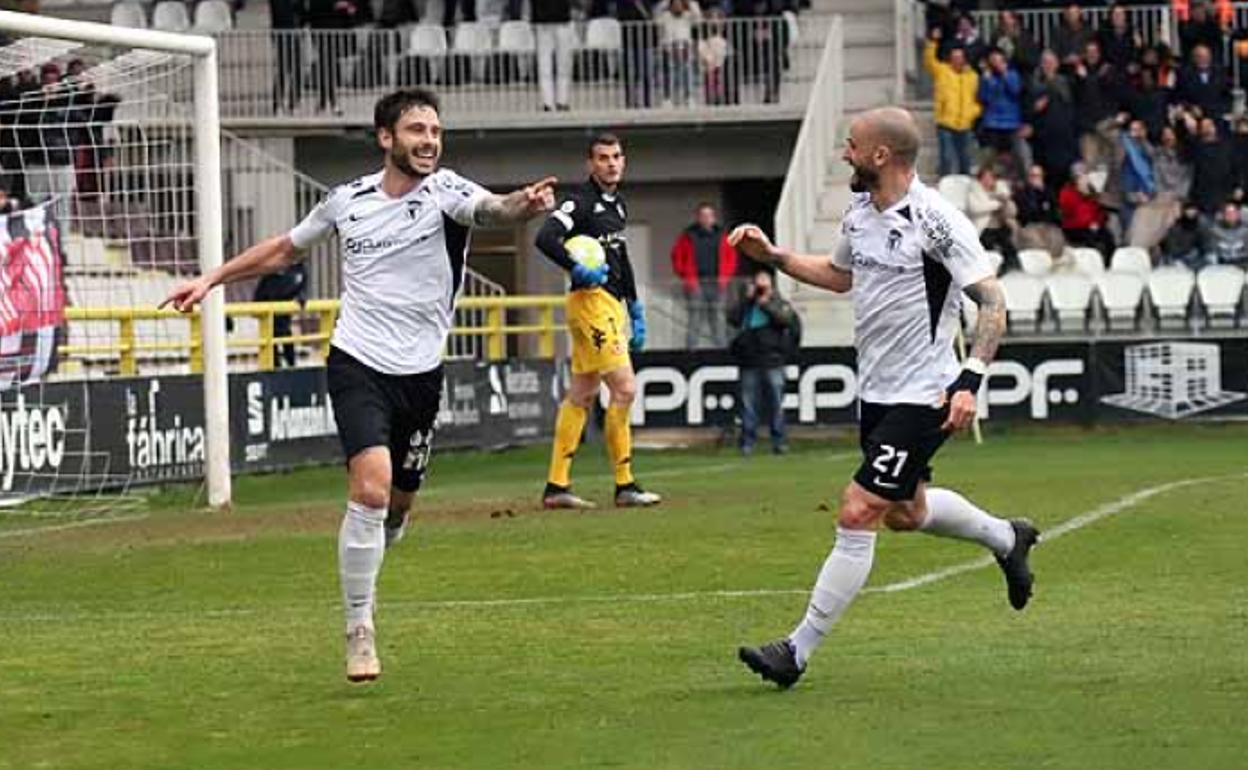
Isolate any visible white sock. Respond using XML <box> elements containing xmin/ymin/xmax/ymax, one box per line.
<box><xmin>339</xmin><ymin>500</ymin><xmax>386</xmax><ymax>633</ymax></box>
<box><xmin>788</xmin><ymin>527</ymin><xmax>876</xmax><ymax>668</ymax></box>
<box><xmin>920</xmin><ymin>487</ymin><xmax>1016</xmax><ymax>557</ymax></box>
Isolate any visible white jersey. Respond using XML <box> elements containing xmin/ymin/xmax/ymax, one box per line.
<box><xmin>832</xmin><ymin>176</ymin><xmax>994</xmax><ymax>406</ymax></box>
<box><xmin>289</xmin><ymin>168</ymin><xmax>491</xmax><ymax>375</ymax></box>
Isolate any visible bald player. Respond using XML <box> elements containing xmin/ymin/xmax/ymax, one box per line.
<box><xmin>730</xmin><ymin>107</ymin><xmax>1039</xmax><ymax>689</ymax></box>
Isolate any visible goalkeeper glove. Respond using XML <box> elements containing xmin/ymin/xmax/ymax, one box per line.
<box><xmin>628</xmin><ymin>300</ymin><xmax>646</xmax><ymax>351</ymax></box>
<box><xmin>570</xmin><ymin>262</ymin><xmax>609</xmax><ymax>290</ymax></box>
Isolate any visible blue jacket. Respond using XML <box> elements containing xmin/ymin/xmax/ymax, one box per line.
<box><xmin>977</xmin><ymin>69</ymin><xmax>1023</xmax><ymax>131</ymax></box>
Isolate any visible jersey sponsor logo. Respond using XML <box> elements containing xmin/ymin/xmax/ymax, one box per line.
<box><xmin>851</xmin><ymin>251</ymin><xmax>913</xmax><ymax>275</ymax></box>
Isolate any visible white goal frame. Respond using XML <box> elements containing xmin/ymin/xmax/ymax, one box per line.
<box><xmin>0</xmin><ymin>11</ymin><xmax>231</xmax><ymax>507</ymax></box>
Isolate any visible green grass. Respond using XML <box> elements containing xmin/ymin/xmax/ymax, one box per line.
<box><xmin>2</xmin><ymin>424</ymin><xmax>1246</xmax><ymax>770</ymax></box>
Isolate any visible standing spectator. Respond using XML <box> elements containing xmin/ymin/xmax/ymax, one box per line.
<box><xmin>941</xmin><ymin>14</ymin><xmax>986</xmax><ymax>69</ymax></box>
<box><xmin>671</xmin><ymin>201</ymin><xmax>738</xmax><ymax>348</ymax></box>
<box><xmin>1180</xmin><ymin>2</ymin><xmax>1222</xmax><ymax>63</ymax></box>
<box><xmin>1028</xmin><ymin>49</ymin><xmax>1079</xmax><ymax>190</ymax></box>
<box><xmin>305</xmin><ymin>0</ymin><xmax>363</xmax><ymax>114</ymax></box>
<box><xmin>1201</xmin><ymin>201</ymin><xmax>1248</xmax><ymax>266</ymax></box>
<box><xmin>967</xmin><ymin>166</ymin><xmax>1018</xmax><ymax>271</ymax></box>
<box><xmin>1096</xmin><ymin>4</ymin><xmax>1142</xmax><ymax>72</ymax></box>
<box><xmin>534</xmin><ymin>0</ymin><xmax>575</xmax><ymax>111</ymax></box>
<box><xmin>990</xmin><ymin>10</ymin><xmax>1039</xmax><ymax>77</ymax></box>
<box><xmin>1071</xmin><ymin>41</ymin><xmax>1121</xmax><ymax>166</ymax></box>
<box><xmin>727</xmin><ymin>270</ymin><xmax>798</xmax><ymax>456</ymax></box>
<box><xmin>1117</xmin><ymin>119</ymin><xmax>1155</xmax><ymax>235</ymax></box>
<box><xmin>977</xmin><ymin>47</ymin><xmax>1025</xmax><ymax>176</ymax></box>
<box><xmin>1176</xmin><ymin>44</ymin><xmax>1230</xmax><ymax>120</ymax></box>
<box><xmin>619</xmin><ymin>0</ymin><xmax>658</xmax><ymax>108</ymax></box>
<box><xmin>254</xmin><ymin>262</ymin><xmax>308</xmax><ymax>368</ymax></box>
<box><xmin>1129</xmin><ymin>124</ymin><xmax>1191</xmax><ymax>249</ymax></box>
<box><xmin>1014</xmin><ymin>164</ymin><xmax>1066</xmax><ymax>256</ymax></box>
<box><xmin>24</xmin><ymin>63</ymin><xmax>75</xmax><ymax>223</ymax></box>
<box><xmin>657</xmin><ymin>0</ymin><xmax>701</xmax><ymax>108</ymax></box>
<box><xmin>1160</xmin><ymin>202</ymin><xmax>1208</xmax><ymax>269</ymax></box>
<box><xmin>698</xmin><ymin>6</ymin><xmax>735</xmax><ymax>105</ymax></box>
<box><xmin>1053</xmin><ymin>4</ymin><xmax>1093</xmax><ymax>66</ymax></box>
<box><xmin>1059</xmin><ymin>163</ymin><xmax>1115</xmax><ymax>259</ymax></box>
<box><xmin>1122</xmin><ymin>66</ymin><xmax>1169</xmax><ymax>138</ymax></box>
<box><xmin>925</xmin><ymin>27</ymin><xmax>980</xmax><ymax>176</ymax></box>
<box><xmin>1186</xmin><ymin>115</ymin><xmax>1235</xmax><ymax>214</ymax></box>
<box><xmin>746</xmin><ymin>0</ymin><xmax>789</xmax><ymax>105</ymax></box>
<box><xmin>270</xmin><ymin>0</ymin><xmax>303</xmax><ymax>112</ymax></box>
<box><xmin>442</xmin><ymin>0</ymin><xmax>477</xmax><ymax>27</ymax></box>
<box><xmin>1232</xmin><ymin>116</ymin><xmax>1248</xmax><ymax>203</ymax></box>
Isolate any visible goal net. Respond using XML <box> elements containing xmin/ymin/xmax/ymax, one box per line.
<box><xmin>0</xmin><ymin>12</ymin><xmax>229</xmax><ymax>521</ymax></box>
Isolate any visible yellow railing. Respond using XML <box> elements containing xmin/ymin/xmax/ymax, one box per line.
<box><xmin>61</xmin><ymin>295</ymin><xmax>567</xmax><ymax>374</ymax></box>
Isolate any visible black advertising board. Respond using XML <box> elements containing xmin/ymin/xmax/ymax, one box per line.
<box><xmin>0</xmin><ymin>380</ymin><xmax>91</xmax><ymax>500</ymax></box>
<box><xmin>231</xmin><ymin>368</ymin><xmax>339</xmax><ymax>472</ymax></box>
<box><xmin>86</xmin><ymin>375</ymin><xmax>208</xmax><ymax>486</ymax></box>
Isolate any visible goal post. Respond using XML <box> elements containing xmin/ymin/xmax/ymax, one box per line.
<box><xmin>0</xmin><ymin>10</ymin><xmax>231</xmax><ymax>508</ymax></box>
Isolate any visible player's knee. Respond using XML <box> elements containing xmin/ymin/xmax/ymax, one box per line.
<box><xmin>566</xmin><ymin>389</ymin><xmax>596</xmax><ymax>409</ymax></box>
<box><xmin>608</xmin><ymin>379</ymin><xmax>636</xmax><ymax>405</ymax></box>
<box><xmin>836</xmin><ymin>486</ymin><xmax>887</xmax><ymax>530</ymax></box>
<box><xmin>348</xmin><ymin>454</ymin><xmax>392</xmax><ymax>510</ymax></box>
<box><xmin>884</xmin><ymin>504</ymin><xmax>924</xmax><ymax>531</ymax></box>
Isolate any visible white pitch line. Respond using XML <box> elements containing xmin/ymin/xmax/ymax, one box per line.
<box><xmin>0</xmin><ymin>512</ymin><xmax>150</xmax><ymax>540</ymax></box>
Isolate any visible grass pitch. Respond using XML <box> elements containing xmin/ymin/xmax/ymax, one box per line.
<box><xmin>1</xmin><ymin>424</ymin><xmax>1246</xmax><ymax>770</ymax></box>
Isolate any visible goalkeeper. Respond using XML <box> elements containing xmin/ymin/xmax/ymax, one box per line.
<box><xmin>535</xmin><ymin>133</ymin><xmax>661</xmax><ymax>510</ymax></box>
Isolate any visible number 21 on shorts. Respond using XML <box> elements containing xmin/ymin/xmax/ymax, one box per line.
<box><xmin>872</xmin><ymin>444</ymin><xmax>909</xmax><ymax>479</ymax></box>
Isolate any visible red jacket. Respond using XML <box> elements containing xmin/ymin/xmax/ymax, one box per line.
<box><xmin>1058</xmin><ymin>184</ymin><xmax>1106</xmax><ymax>231</ymax></box>
<box><xmin>670</xmin><ymin>226</ymin><xmax>738</xmax><ymax>291</ymax></box>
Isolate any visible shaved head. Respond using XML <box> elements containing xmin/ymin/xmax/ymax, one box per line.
<box><xmin>857</xmin><ymin>107</ymin><xmax>921</xmax><ymax>169</ymax></box>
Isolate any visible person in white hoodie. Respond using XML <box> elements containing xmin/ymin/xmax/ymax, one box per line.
<box><xmin>966</xmin><ymin>166</ymin><xmax>1017</xmax><ymax>272</ymax></box>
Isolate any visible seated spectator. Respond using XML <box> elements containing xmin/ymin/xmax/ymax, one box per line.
<box><xmin>925</xmin><ymin>28</ymin><xmax>980</xmax><ymax>177</ymax></box>
<box><xmin>1071</xmin><ymin>40</ymin><xmax>1122</xmax><ymax>167</ymax></box>
<box><xmin>1028</xmin><ymin>49</ymin><xmax>1079</xmax><ymax>190</ymax></box>
<box><xmin>1129</xmin><ymin>124</ymin><xmax>1192</xmax><ymax>250</ymax></box>
<box><xmin>1096</xmin><ymin>4</ymin><xmax>1142</xmax><ymax>72</ymax></box>
<box><xmin>1175</xmin><ymin>44</ymin><xmax>1230</xmax><ymax>120</ymax></box>
<box><xmin>1059</xmin><ymin>163</ymin><xmax>1116</xmax><ymax>260</ymax></box>
<box><xmin>1054</xmin><ymin>4</ymin><xmax>1094</xmax><ymax>67</ymax></box>
<box><xmin>1184</xmin><ymin>114</ymin><xmax>1235</xmax><ymax>214</ymax></box>
<box><xmin>1179</xmin><ymin>2</ymin><xmax>1222</xmax><ymax>63</ymax></box>
<box><xmin>1015</xmin><ymin>164</ymin><xmax>1067</xmax><ymax>257</ymax></box>
<box><xmin>991</xmin><ymin>10</ymin><xmax>1040</xmax><ymax>77</ymax></box>
<box><xmin>977</xmin><ymin>47</ymin><xmax>1026</xmax><ymax>176</ymax></box>
<box><xmin>1202</xmin><ymin>201</ymin><xmax>1248</xmax><ymax>266</ymax></box>
<box><xmin>967</xmin><ymin>166</ymin><xmax>1018</xmax><ymax>271</ymax></box>
<box><xmin>1161</xmin><ymin>202</ymin><xmax>1208</xmax><ymax>269</ymax></box>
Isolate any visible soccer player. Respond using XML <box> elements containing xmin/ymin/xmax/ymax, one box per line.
<box><xmin>535</xmin><ymin>133</ymin><xmax>661</xmax><ymax>509</ymax></box>
<box><xmin>160</xmin><ymin>89</ymin><xmax>556</xmax><ymax>683</ymax></box>
<box><xmin>730</xmin><ymin>107</ymin><xmax>1039</xmax><ymax>688</ymax></box>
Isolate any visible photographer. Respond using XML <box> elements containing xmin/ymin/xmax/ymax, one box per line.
<box><xmin>727</xmin><ymin>270</ymin><xmax>800</xmax><ymax>456</ymax></box>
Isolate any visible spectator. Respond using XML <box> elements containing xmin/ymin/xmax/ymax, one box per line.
<box><xmin>657</xmin><ymin>0</ymin><xmax>702</xmax><ymax>108</ymax></box>
<box><xmin>990</xmin><ymin>10</ymin><xmax>1040</xmax><ymax>77</ymax></box>
<box><xmin>1072</xmin><ymin>41</ymin><xmax>1122</xmax><ymax>166</ymax></box>
<box><xmin>1028</xmin><ymin>49</ymin><xmax>1079</xmax><ymax>189</ymax></box>
<box><xmin>619</xmin><ymin>0</ymin><xmax>658</xmax><ymax>108</ymax></box>
<box><xmin>746</xmin><ymin>0</ymin><xmax>789</xmax><ymax>105</ymax></box>
<box><xmin>442</xmin><ymin>0</ymin><xmax>476</xmax><ymax>27</ymax></box>
<box><xmin>254</xmin><ymin>262</ymin><xmax>308</xmax><ymax>368</ymax></box>
<box><xmin>1176</xmin><ymin>43</ymin><xmax>1230</xmax><ymax>120</ymax></box>
<box><xmin>1186</xmin><ymin>115</ymin><xmax>1235</xmax><ymax>214</ymax></box>
<box><xmin>1161</xmin><ymin>202</ymin><xmax>1208</xmax><ymax>269</ymax></box>
<box><xmin>1014</xmin><ymin>163</ymin><xmax>1067</xmax><ymax>256</ymax></box>
<box><xmin>1059</xmin><ymin>163</ymin><xmax>1115</xmax><ymax>259</ymax></box>
<box><xmin>305</xmin><ymin>0</ymin><xmax>365</xmax><ymax>114</ymax></box>
<box><xmin>1180</xmin><ymin>2</ymin><xmax>1222</xmax><ymax>63</ymax></box>
<box><xmin>1233</xmin><ymin>117</ymin><xmax>1248</xmax><ymax>202</ymax></box>
<box><xmin>22</xmin><ymin>63</ymin><xmax>75</xmax><ymax>223</ymax></box>
<box><xmin>1054</xmin><ymin>4</ymin><xmax>1094</xmax><ymax>66</ymax></box>
<box><xmin>941</xmin><ymin>14</ymin><xmax>986</xmax><ymax>69</ymax></box>
<box><xmin>0</xmin><ymin>182</ymin><xmax>19</xmax><ymax>215</ymax></box>
<box><xmin>1096</xmin><ymin>4</ymin><xmax>1142</xmax><ymax>72</ymax></box>
<box><xmin>1117</xmin><ymin>118</ymin><xmax>1155</xmax><ymax>234</ymax></box>
<box><xmin>727</xmin><ymin>270</ymin><xmax>799</xmax><ymax>456</ymax></box>
<box><xmin>1202</xmin><ymin>201</ymin><xmax>1248</xmax><ymax>266</ymax></box>
<box><xmin>698</xmin><ymin>7</ymin><xmax>735</xmax><ymax>105</ymax></box>
<box><xmin>269</xmin><ymin>0</ymin><xmax>303</xmax><ymax>112</ymax></box>
<box><xmin>534</xmin><ymin>0</ymin><xmax>575</xmax><ymax>112</ymax></box>
<box><xmin>967</xmin><ymin>166</ymin><xmax>1018</xmax><ymax>271</ymax></box>
<box><xmin>925</xmin><ymin>27</ymin><xmax>980</xmax><ymax>176</ymax></box>
<box><xmin>671</xmin><ymin>201</ymin><xmax>738</xmax><ymax>348</ymax></box>
<box><xmin>1129</xmin><ymin>124</ymin><xmax>1191</xmax><ymax>249</ymax></box>
<box><xmin>1122</xmin><ymin>66</ymin><xmax>1169</xmax><ymax>138</ymax></box>
<box><xmin>977</xmin><ymin>47</ymin><xmax>1025</xmax><ymax>176</ymax></box>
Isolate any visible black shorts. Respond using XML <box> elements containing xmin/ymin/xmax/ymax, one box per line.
<box><xmin>327</xmin><ymin>346</ymin><xmax>441</xmax><ymax>493</ymax></box>
<box><xmin>853</xmin><ymin>401</ymin><xmax>951</xmax><ymax>502</ymax></box>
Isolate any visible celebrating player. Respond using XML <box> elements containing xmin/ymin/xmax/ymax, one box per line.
<box><xmin>535</xmin><ymin>133</ymin><xmax>661</xmax><ymax>509</ymax></box>
<box><xmin>731</xmin><ymin>107</ymin><xmax>1039</xmax><ymax>688</ymax></box>
<box><xmin>161</xmin><ymin>89</ymin><xmax>556</xmax><ymax>683</ymax></box>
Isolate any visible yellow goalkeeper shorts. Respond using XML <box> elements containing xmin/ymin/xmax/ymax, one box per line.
<box><xmin>566</xmin><ymin>287</ymin><xmax>630</xmax><ymax>375</ymax></box>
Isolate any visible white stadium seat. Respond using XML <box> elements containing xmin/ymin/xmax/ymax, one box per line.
<box><xmin>498</xmin><ymin>21</ymin><xmax>536</xmax><ymax>54</ymax></box>
<box><xmin>1096</xmin><ymin>270</ymin><xmax>1145</xmax><ymax>331</ymax></box>
<box><xmin>111</xmin><ymin>1</ymin><xmax>148</xmax><ymax>29</ymax></box>
<box><xmin>409</xmin><ymin>24</ymin><xmax>449</xmax><ymax>56</ymax></box>
<box><xmin>1109</xmin><ymin>246</ymin><xmax>1152</xmax><ymax>276</ymax></box>
<box><xmin>1068</xmin><ymin>246</ymin><xmax>1105</xmax><ymax>277</ymax></box>
<box><xmin>452</xmin><ymin>21</ymin><xmax>493</xmax><ymax>54</ymax></box>
<box><xmin>151</xmin><ymin>0</ymin><xmax>191</xmax><ymax>33</ymax></box>
<box><xmin>936</xmin><ymin>174</ymin><xmax>973</xmax><ymax>212</ymax></box>
<box><xmin>1147</xmin><ymin>265</ymin><xmax>1195</xmax><ymax>330</ymax></box>
<box><xmin>999</xmin><ymin>271</ymin><xmax>1046</xmax><ymax>332</ymax></box>
<box><xmin>1196</xmin><ymin>265</ymin><xmax>1246</xmax><ymax>328</ymax></box>
<box><xmin>1045</xmin><ymin>272</ymin><xmax>1094</xmax><ymax>332</ymax></box>
<box><xmin>585</xmin><ymin>17</ymin><xmax>623</xmax><ymax>51</ymax></box>
<box><xmin>1017</xmin><ymin>248</ymin><xmax>1053</xmax><ymax>276</ymax></box>
<box><xmin>192</xmin><ymin>0</ymin><xmax>233</xmax><ymax>33</ymax></box>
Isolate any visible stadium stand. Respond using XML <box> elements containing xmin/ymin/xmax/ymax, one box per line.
<box><xmin>1148</xmin><ymin>265</ymin><xmax>1197</xmax><ymax>330</ymax></box>
<box><xmin>1045</xmin><ymin>271</ymin><xmax>1094</xmax><ymax>332</ymax></box>
<box><xmin>1017</xmin><ymin>248</ymin><xmax>1052</xmax><ymax>276</ymax></box>
<box><xmin>1069</xmin><ymin>247</ymin><xmax>1105</xmax><ymax>277</ymax></box>
<box><xmin>1197</xmin><ymin>265</ymin><xmax>1246</xmax><ymax>328</ymax></box>
<box><xmin>999</xmin><ymin>271</ymin><xmax>1046</xmax><ymax>332</ymax></box>
<box><xmin>1097</xmin><ymin>270</ymin><xmax>1147</xmax><ymax>332</ymax></box>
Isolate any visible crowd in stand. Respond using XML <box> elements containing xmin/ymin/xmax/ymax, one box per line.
<box><xmin>925</xmin><ymin>1</ymin><xmax>1248</xmax><ymax>272</ymax></box>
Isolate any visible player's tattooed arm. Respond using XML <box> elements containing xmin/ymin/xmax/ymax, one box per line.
<box><xmin>964</xmin><ymin>276</ymin><xmax>1007</xmax><ymax>364</ymax></box>
<box><xmin>473</xmin><ymin>176</ymin><xmax>557</xmax><ymax>226</ymax></box>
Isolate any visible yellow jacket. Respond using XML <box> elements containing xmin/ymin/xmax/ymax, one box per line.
<box><xmin>924</xmin><ymin>40</ymin><xmax>981</xmax><ymax>131</ymax></box>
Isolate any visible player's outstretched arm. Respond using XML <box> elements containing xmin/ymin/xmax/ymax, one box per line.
<box><xmin>942</xmin><ymin>275</ymin><xmax>1006</xmax><ymax>432</ymax></box>
<box><xmin>474</xmin><ymin>176</ymin><xmax>557</xmax><ymax>227</ymax></box>
<box><xmin>159</xmin><ymin>234</ymin><xmax>299</xmax><ymax>313</ymax></box>
<box><xmin>727</xmin><ymin>224</ymin><xmax>851</xmax><ymax>293</ymax></box>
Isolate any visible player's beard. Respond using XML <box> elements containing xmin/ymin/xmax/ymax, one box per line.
<box><xmin>391</xmin><ymin>141</ymin><xmax>439</xmax><ymax>179</ymax></box>
<box><xmin>849</xmin><ymin>162</ymin><xmax>879</xmax><ymax>193</ymax></box>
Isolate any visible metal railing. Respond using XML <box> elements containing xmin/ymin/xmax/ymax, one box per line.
<box><xmin>774</xmin><ymin>14</ymin><xmax>842</xmax><ymax>257</ymax></box>
<box><xmin>58</xmin><ymin>294</ymin><xmax>566</xmax><ymax>376</ymax></box>
<box><xmin>213</xmin><ymin>14</ymin><xmax>827</xmax><ymax>128</ymax></box>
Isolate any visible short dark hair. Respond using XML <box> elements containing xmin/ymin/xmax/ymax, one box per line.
<box><xmin>695</xmin><ymin>201</ymin><xmax>716</xmax><ymax>212</ymax></box>
<box><xmin>588</xmin><ymin>132</ymin><xmax>623</xmax><ymax>157</ymax></box>
<box><xmin>374</xmin><ymin>88</ymin><xmax>441</xmax><ymax>131</ymax></box>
